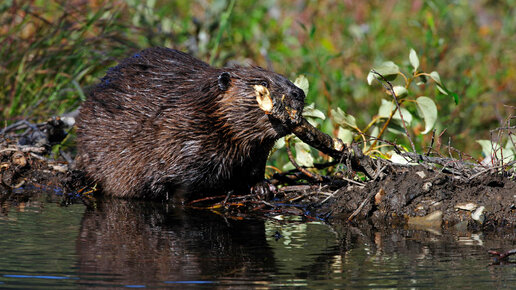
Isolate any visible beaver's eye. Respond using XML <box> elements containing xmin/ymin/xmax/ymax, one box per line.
<box><xmin>260</xmin><ymin>81</ymin><xmax>269</xmax><ymax>88</ymax></box>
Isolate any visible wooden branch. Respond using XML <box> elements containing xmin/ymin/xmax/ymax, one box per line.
<box><xmin>290</xmin><ymin>118</ymin><xmax>378</xmax><ymax>179</ymax></box>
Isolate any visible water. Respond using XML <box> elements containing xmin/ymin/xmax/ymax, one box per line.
<box><xmin>0</xmin><ymin>195</ymin><xmax>515</xmax><ymax>288</ymax></box>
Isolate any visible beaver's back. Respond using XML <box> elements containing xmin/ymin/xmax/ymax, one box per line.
<box><xmin>77</xmin><ymin>48</ymin><xmax>219</xmax><ymax>198</ymax></box>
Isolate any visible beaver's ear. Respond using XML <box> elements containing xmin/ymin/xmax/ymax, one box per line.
<box><xmin>218</xmin><ymin>72</ymin><xmax>231</xmax><ymax>91</ymax></box>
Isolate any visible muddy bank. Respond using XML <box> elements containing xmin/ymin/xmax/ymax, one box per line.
<box><xmin>316</xmin><ymin>165</ymin><xmax>515</xmax><ymax>232</ymax></box>
<box><xmin>0</xmin><ymin>145</ymin><xmax>66</xmax><ymax>201</ymax></box>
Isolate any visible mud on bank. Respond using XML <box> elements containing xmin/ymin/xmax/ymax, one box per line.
<box><xmin>316</xmin><ymin>165</ymin><xmax>516</xmax><ymax>232</ymax></box>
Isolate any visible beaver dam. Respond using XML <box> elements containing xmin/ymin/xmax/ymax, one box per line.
<box><xmin>1</xmin><ymin>115</ymin><xmax>515</xmax><ymax>234</ymax></box>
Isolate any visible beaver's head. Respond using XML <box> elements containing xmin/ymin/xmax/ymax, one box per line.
<box><xmin>216</xmin><ymin>66</ymin><xmax>306</xmax><ymax>138</ymax></box>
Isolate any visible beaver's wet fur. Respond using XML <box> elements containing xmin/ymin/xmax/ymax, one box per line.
<box><xmin>76</xmin><ymin>47</ymin><xmax>305</xmax><ymax>200</ymax></box>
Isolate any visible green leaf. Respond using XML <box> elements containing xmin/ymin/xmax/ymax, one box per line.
<box><xmin>504</xmin><ymin>140</ymin><xmax>516</xmax><ymax>162</ymax></box>
<box><xmin>367</xmin><ymin>72</ymin><xmax>375</xmax><ymax>85</ymax></box>
<box><xmin>439</xmin><ymin>84</ymin><xmax>460</xmax><ymax>105</ymax></box>
<box><xmin>273</xmin><ymin>137</ymin><xmax>286</xmax><ymax>150</ymax></box>
<box><xmin>392</xmin><ymin>85</ymin><xmax>408</xmax><ymax>97</ymax></box>
<box><xmin>506</xmin><ymin>135</ymin><xmax>515</xmax><ymax>151</ymax></box>
<box><xmin>337</xmin><ymin>127</ymin><xmax>353</xmax><ymax>144</ymax></box>
<box><xmin>386</xmin><ymin>123</ymin><xmax>406</xmax><ymax>135</ymax></box>
<box><xmin>394</xmin><ymin>107</ymin><xmax>412</xmax><ymax>125</ymax></box>
<box><xmin>378</xmin><ymin>99</ymin><xmax>395</xmax><ymax>118</ymax></box>
<box><xmin>331</xmin><ymin>107</ymin><xmax>357</xmax><ymax>128</ymax></box>
<box><xmin>282</xmin><ymin>162</ymin><xmax>295</xmax><ymax>171</ymax></box>
<box><xmin>303</xmin><ymin>103</ymin><xmax>326</xmax><ymax>120</ymax></box>
<box><xmin>477</xmin><ymin>140</ymin><xmax>494</xmax><ymax>158</ymax></box>
<box><xmin>367</xmin><ymin>61</ymin><xmax>400</xmax><ymax>85</ymax></box>
<box><xmin>309</xmin><ymin>24</ymin><xmax>316</xmax><ymax>39</ymax></box>
<box><xmin>294</xmin><ymin>74</ymin><xmax>309</xmax><ymax>96</ymax></box>
<box><xmin>295</xmin><ymin>142</ymin><xmax>314</xmax><ymax>167</ymax></box>
<box><xmin>430</xmin><ymin>71</ymin><xmax>459</xmax><ymax>104</ymax></box>
<box><xmin>429</xmin><ymin>71</ymin><xmax>442</xmax><ymax>85</ymax></box>
<box><xmin>409</xmin><ymin>48</ymin><xmax>419</xmax><ymax>72</ymax></box>
<box><xmin>415</xmin><ymin>96</ymin><xmax>438</xmax><ymax>134</ymax></box>
<box><xmin>389</xmin><ymin>152</ymin><xmax>413</xmax><ymax>165</ymax></box>
<box><xmin>477</xmin><ymin>140</ymin><xmax>515</xmax><ymax>163</ymax></box>
<box><xmin>436</xmin><ymin>84</ymin><xmax>448</xmax><ymax>95</ymax></box>
<box><xmin>378</xmin><ymin>99</ymin><xmax>412</xmax><ymax>125</ymax></box>
<box><xmin>370</xmin><ymin>126</ymin><xmax>379</xmax><ymax>138</ymax></box>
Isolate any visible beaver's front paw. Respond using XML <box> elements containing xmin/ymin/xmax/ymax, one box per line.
<box><xmin>250</xmin><ymin>180</ymin><xmax>277</xmax><ymax>200</ymax></box>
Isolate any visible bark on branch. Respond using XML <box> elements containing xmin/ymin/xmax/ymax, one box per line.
<box><xmin>290</xmin><ymin>118</ymin><xmax>379</xmax><ymax>179</ymax></box>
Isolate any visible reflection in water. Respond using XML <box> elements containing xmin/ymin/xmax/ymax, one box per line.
<box><xmin>329</xmin><ymin>223</ymin><xmax>516</xmax><ymax>288</ymax></box>
<box><xmin>77</xmin><ymin>198</ymin><xmax>340</xmax><ymax>287</ymax></box>
<box><xmin>77</xmin><ymin>198</ymin><xmax>278</xmax><ymax>287</ymax></box>
<box><xmin>0</xmin><ymin>194</ymin><xmax>514</xmax><ymax>288</ymax></box>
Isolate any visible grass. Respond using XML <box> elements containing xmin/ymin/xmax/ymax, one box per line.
<box><xmin>1</xmin><ymin>0</ymin><xmax>515</xmax><ymax>161</ymax></box>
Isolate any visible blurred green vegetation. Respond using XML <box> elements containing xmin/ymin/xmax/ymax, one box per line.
<box><xmin>1</xmin><ymin>0</ymin><xmax>515</xmax><ymax>159</ymax></box>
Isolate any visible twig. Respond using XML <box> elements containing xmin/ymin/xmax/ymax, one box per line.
<box><xmin>0</xmin><ymin>120</ymin><xmax>41</xmax><ymax>135</ymax></box>
<box><xmin>371</xmin><ymin>69</ymin><xmax>416</xmax><ymax>153</ymax></box>
<box><xmin>278</xmin><ymin>185</ymin><xmax>314</xmax><ymax>192</ymax></box>
<box><xmin>288</xmin><ymin>193</ymin><xmax>309</xmax><ymax>202</ymax></box>
<box><xmin>489</xmin><ymin>249</ymin><xmax>516</xmax><ymax>261</ymax></box>
<box><xmin>436</xmin><ymin>128</ymin><xmax>446</xmax><ymax>152</ymax></box>
<box><xmin>291</xmin><ymin>118</ymin><xmax>348</xmax><ymax>161</ymax></box>
<box><xmin>337</xmin><ymin>176</ymin><xmax>365</xmax><ymax>187</ymax></box>
<box><xmin>319</xmin><ymin>189</ymin><xmax>340</xmax><ymax>205</ymax></box>
<box><xmin>468</xmin><ymin>160</ymin><xmax>516</xmax><ymax>181</ymax></box>
<box><xmin>260</xmin><ymin>200</ymin><xmax>276</xmax><ymax>208</ymax></box>
<box><xmin>188</xmin><ymin>195</ymin><xmax>227</xmax><ymax>205</ymax></box>
<box><xmin>447</xmin><ymin>146</ymin><xmax>481</xmax><ymax>166</ymax></box>
<box><xmin>285</xmin><ymin>136</ymin><xmax>323</xmax><ymax>182</ymax></box>
<box><xmin>368</xmin><ymin>104</ymin><xmax>397</xmax><ymax>151</ymax></box>
<box><xmin>347</xmin><ymin>190</ymin><xmax>376</xmax><ymax>222</ymax></box>
<box><xmin>448</xmin><ymin>137</ymin><xmax>453</xmax><ymax>159</ymax></box>
<box><xmin>426</xmin><ymin>129</ymin><xmax>436</xmax><ymax>156</ymax></box>
<box><xmin>372</xmin><ymin>164</ymin><xmax>387</xmax><ymax>180</ymax></box>
<box><xmin>223</xmin><ymin>190</ymin><xmax>233</xmax><ymax>204</ymax></box>
<box><xmin>19</xmin><ymin>146</ymin><xmax>46</xmax><ymax>153</ymax></box>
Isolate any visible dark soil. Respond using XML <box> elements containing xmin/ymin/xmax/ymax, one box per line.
<box><xmin>318</xmin><ymin>165</ymin><xmax>515</xmax><ymax>232</ymax></box>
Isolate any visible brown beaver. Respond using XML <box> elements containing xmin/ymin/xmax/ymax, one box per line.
<box><xmin>76</xmin><ymin>47</ymin><xmax>305</xmax><ymax>200</ymax></box>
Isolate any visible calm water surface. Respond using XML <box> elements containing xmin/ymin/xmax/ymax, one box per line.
<box><xmin>0</xmin><ymin>194</ymin><xmax>514</xmax><ymax>288</ymax></box>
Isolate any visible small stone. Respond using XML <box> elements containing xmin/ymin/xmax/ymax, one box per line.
<box><xmin>416</xmin><ymin>171</ymin><xmax>426</xmax><ymax>178</ymax></box>
<box><xmin>407</xmin><ymin>210</ymin><xmax>442</xmax><ymax>228</ymax></box>
<box><xmin>12</xmin><ymin>151</ymin><xmax>27</xmax><ymax>167</ymax></box>
<box><xmin>374</xmin><ymin>188</ymin><xmax>385</xmax><ymax>205</ymax></box>
<box><xmin>455</xmin><ymin>202</ymin><xmax>477</xmax><ymax>211</ymax></box>
<box><xmin>471</xmin><ymin>206</ymin><xmax>485</xmax><ymax>223</ymax></box>
<box><xmin>50</xmin><ymin>164</ymin><xmax>68</xmax><ymax>173</ymax></box>
<box><xmin>422</xmin><ymin>182</ymin><xmax>432</xmax><ymax>192</ymax></box>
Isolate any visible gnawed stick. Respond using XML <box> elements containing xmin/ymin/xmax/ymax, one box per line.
<box><xmin>290</xmin><ymin>118</ymin><xmax>378</xmax><ymax>179</ymax></box>
<box><xmin>488</xmin><ymin>249</ymin><xmax>516</xmax><ymax>262</ymax></box>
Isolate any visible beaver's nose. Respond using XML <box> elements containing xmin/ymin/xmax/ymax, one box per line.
<box><xmin>290</xmin><ymin>86</ymin><xmax>305</xmax><ymax>102</ymax></box>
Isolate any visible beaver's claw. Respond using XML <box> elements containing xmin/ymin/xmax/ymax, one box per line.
<box><xmin>250</xmin><ymin>180</ymin><xmax>277</xmax><ymax>200</ymax></box>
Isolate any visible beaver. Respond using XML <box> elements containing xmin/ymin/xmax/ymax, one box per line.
<box><xmin>76</xmin><ymin>47</ymin><xmax>306</xmax><ymax>200</ymax></box>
